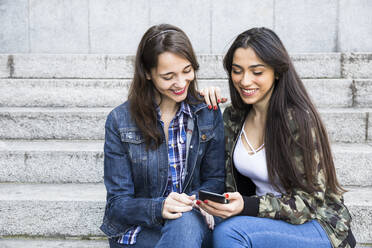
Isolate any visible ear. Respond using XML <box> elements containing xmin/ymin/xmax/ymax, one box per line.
<box><xmin>145</xmin><ymin>72</ymin><xmax>151</xmax><ymax>80</ymax></box>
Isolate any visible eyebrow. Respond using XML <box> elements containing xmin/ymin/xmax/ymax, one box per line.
<box><xmin>232</xmin><ymin>63</ymin><xmax>265</xmax><ymax>69</ymax></box>
<box><xmin>160</xmin><ymin>64</ymin><xmax>192</xmax><ymax>76</ymax></box>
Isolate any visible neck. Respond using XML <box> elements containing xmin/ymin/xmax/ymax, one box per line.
<box><xmin>250</xmin><ymin>84</ymin><xmax>274</xmax><ymax>124</ymax></box>
<box><xmin>155</xmin><ymin>92</ymin><xmax>179</xmax><ymax>115</ymax></box>
<box><xmin>249</xmin><ymin>95</ymin><xmax>271</xmax><ymax>126</ymax></box>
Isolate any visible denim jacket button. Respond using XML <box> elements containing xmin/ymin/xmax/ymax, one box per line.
<box><xmin>201</xmin><ymin>134</ymin><xmax>207</xmax><ymax>140</ymax></box>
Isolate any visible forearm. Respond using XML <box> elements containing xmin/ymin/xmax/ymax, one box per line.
<box><xmin>108</xmin><ymin>196</ymin><xmax>166</xmax><ymax>227</ymax></box>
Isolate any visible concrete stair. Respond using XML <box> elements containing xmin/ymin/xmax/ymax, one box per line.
<box><xmin>0</xmin><ymin>53</ymin><xmax>371</xmax><ymax>79</ymax></box>
<box><xmin>0</xmin><ymin>107</ymin><xmax>370</xmax><ymax>143</ymax></box>
<box><xmin>0</xmin><ymin>141</ymin><xmax>371</xmax><ymax>186</ymax></box>
<box><xmin>0</xmin><ymin>53</ymin><xmax>371</xmax><ymax>247</ymax></box>
<box><xmin>0</xmin><ymin>78</ymin><xmax>371</xmax><ymax>108</ymax></box>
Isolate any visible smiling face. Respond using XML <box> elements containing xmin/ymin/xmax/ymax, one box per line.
<box><xmin>148</xmin><ymin>52</ymin><xmax>195</xmax><ymax>105</ymax></box>
<box><xmin>231</xmin><ymin>47</ymin><xmax>275</xmax><ymax>108</ymax></box>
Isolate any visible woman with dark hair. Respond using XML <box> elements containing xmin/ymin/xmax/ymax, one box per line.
<box><xmin>198</xmin><ymin>27</ymin><xmax>355</xmax><ymax>248</ymax></box>
<box><xmin>100</xmin><ymin>24</ymin><xmax>225</xmax><ymax>248</ymax></box>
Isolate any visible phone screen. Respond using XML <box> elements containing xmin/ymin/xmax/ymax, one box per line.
<box><xmin>199</xmin><ymin>190</ymin><xmax>229</xmax><ymax>204</ymax></box>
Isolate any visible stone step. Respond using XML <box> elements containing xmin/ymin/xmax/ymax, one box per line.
<box><xmin>342</xmin><ymin>53</ymin><xmax>372</xmax><ymax>79</ymax></box>
<box><xmin>0</xmin><ymin>239</ymin><xmax>108</xmax><ymax>248</ymax></box>
<box><xmin>0</xmin><ymin>53</ymin><xmax>349</xmax><ymax>79</ymax></box>
<box><xmin>0</xmin><ymin>140</ymin><xmax>371</xmax><ymax>187</ymax></box>
<box><xmin>354</xmin><ymin>79</ymin><xmax>372</xmax><ymax>107</ymax></box>
<box><xmin>0</xmin><ymin>183</ymin><xmax>106</xmax><ymax>237</ymax></box>
<box><xmin>0</xmin><ymin>183</ymin><xmax>370</xmax><ymax>244</ymax></box>
<box><xmin>344</xmin><ymin>187</ymin><xmax>372</xmax><ymax>245</ymax></box>
<box><xmin>1</xmin><ymin>78</ymin><xmax>371</xmax><ymax>108</ymax></box>
<box><xmin>0</xmin><ymin>140</ymin><xmax>103</xmax><ymax>183</ymax></box>
<box><xmin>0</xmin><ymin>239</ymin><xmax>370</xmax><ymax>248</ymax></box>
<box><xmin>0</xmin><ymin>107</ymin><xmax>370</xmax><ymax>143</ymax></box>
<box><xmin>1</xmin><ymin>53</ymin><xmax>371</xmax><ymax>79</ymax></box>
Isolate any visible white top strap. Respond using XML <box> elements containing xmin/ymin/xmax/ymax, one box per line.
<box><xmin>240</xmin><ymin>121</ymin><xmax>264</xmax><ymax>154</ymax></box>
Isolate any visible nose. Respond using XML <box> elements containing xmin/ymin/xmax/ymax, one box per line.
<box><xmin>174</xmin><ymin>75</ymin><xmax>188</xmax><ymax>88</ymax></box>
<box><xmin>241</xmin><ymin>72</ymin><xmax>252</xmax><ymax>86</ymax></box>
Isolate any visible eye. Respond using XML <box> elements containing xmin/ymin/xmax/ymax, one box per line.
<box><xmin>163</xmin><ymin>76</ymin><xmax>173</xmax><ymax>81</ymax></box>
<box><xmin>253</xmin><ymin>71</ymin><xmax>263</xmax><ymax>76</ymax></box>
<box><xmin>232</xmin><ymin>70</ymin><xmax>242</xmax><ymax>75</ymax></box>
<box><xmin>184</xmin><ymin>68</ymin><xmax>192</xmax><ymax>73</ymax></box>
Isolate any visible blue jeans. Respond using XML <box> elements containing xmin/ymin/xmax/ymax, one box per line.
<box><xmin>108</xmin><ymin>209</ymin><xmax>213</xmax><ymax>248</ymax></box>
<box><xmin>213</xmin><ymin>216</ymin><xmax>332</xmax><ymax>248</ymax></box>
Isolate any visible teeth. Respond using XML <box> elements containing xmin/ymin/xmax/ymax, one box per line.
<box><xmin>242</xmin><ymin>88</ymin><xmax>257</xmax><ymax>94</ymax></box>
<box><xmin>174</xmin><ymin>88</ymin><xmax>184</xmax><ymax>93</ymax></box>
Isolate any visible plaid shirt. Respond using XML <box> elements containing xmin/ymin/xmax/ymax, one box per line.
<box><xmin>118</xmin><ymin>102</ymin><xmax>192</xmax><ymax>245</ymax></box>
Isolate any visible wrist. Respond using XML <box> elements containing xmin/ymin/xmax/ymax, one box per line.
<box><xmin>239</xmin><ymin>196</ymin><xmax>259</xmax><ymax>216</ymax></box>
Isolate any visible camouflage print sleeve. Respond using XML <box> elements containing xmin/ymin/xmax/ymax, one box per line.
<box><xmin>222</xmin><ymin>106</ymin><xmax>238</xmax><ymax>193</ymax></box>
<box><xmin>257</xmin><ymin>126</ymin><xmax>326</xmax><ymax>225</ymax></box>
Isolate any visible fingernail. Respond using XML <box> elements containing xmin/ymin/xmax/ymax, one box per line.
<box><xmin>217</xmin><ymin>99</ymin><xmax>221</xmax><ymax>103</ymax></box>
<box><xmin>213</xmin><ymin>106</ymin><xmax>218</xmax><ymax>110</ymax></box>
<box><xmin>196</xmin><ymin>200</ymin><xmax>201</xmax><ymax>205</ymax></box>
<box><xmin>208</xmin><ymin>105</ymin><xmax>212</xmax><ymax>109</ymax></box>
<box><xmin>222</xmin><ymin>97</ymin><xmax>227</xmax><ymax>101</ymax></box>
<box><xmin>225</xmin><ymin>193</ymin><xmax>229</xmax><ymax>199</ymax></box>
<box><xmin>203</xmin><ymin>200</ymin><xmax>208</xmax><ymax>204</ymax></box>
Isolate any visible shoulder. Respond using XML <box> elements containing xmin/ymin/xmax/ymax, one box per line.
<box><xmin>222</xmin><ymin>105</ymin><xmax>235</xmax><ymax>122</ymax></box>
<box><xmin>191</xmin><ymin>101</ymin><xmax>221</xmax><ymax>122</ymax></box>
<box><xmin>106</xmin><ymin>101</ymin><xmax>134</xmax><ymax>128</ymax></box>
<box><xmin>223</xmin><ymin>105</ymin><xmax>245</xmax><ymax>131</ymax></box>
<box><xmin>286</xmin><ymin>107</ymin><xmax>314</xmax><ymax>134</ymax></box>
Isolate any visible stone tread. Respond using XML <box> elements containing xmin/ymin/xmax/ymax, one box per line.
<box><xmin>0</xmin><ymin>183</ymin><xmax>370</xmax><ymax>243</ymax></box>
<box><xmin>2</xmin><ymin>139</ymin><xmax>370</xmax><ymax>152</ymax></box>
<box><xmin>0</xmin><ymin>107</ymin><xmax>371</xmax><ymax>143</ymax></box>
<box><xmin>0</xmin><ymin>239</ymin><xmax>108</xmax><ymax>248</ymax></box>
<box><xmin>0</xmin><ymin>53</ymin><xmax>344</xmax><ymax>79</ymax></box>
<box><xmin>0</xmin><ymin>140</ymin><xmax>371</xmax><ymax>185</ymax></box>
<box><xmin>2</xmin><ymin>78</ymin><xmax>371</xmax><ymax>108</ymax></box>
<box><xmin>0</xmin><ymin>53</ymin><xmax>371</xmax><ymax>79</ymax></box>
<box><xmin>0</xmin><ymin>239</ymin><xmax>370</xmax><ymax>248</ymax></box>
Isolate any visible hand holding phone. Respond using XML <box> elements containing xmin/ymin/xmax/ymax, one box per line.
<box><xmin>199</xmin><ymin>190</ymin><xmax>229</xmax><ymax>204</ymax></box>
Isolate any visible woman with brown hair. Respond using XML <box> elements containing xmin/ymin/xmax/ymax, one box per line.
<box><xmin>100</xmin><ymin>24</ymin><xmax>225</xmax><ymax>247</ymax></box>
<box><xmin>199</xmin><ymin>27</ymin><xmax>355</xmax><ymax>248</ymax></box>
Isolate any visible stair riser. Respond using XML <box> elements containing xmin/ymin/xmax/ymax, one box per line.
<box><xmin>1</xmin><ymin>110</ymin><xmax>369</xmax><ymax>142</ymax></box>
<box><xmin>0</xmin><ymin>151</ymin><xmax>103</xmax><ymax>183</ymax></box>
<box><xmin>0</xmin><ymin>198</ymin><xmax>370</xmax><ymax>243</ymax></box>
<box><xmin>343</xmin><ymin>54</ymin><xmax>372</xmax><ymax>79</ymax></box>
<box><xmin>349</xmin><ymin>205</ymin><xmax>372</xmax><ymax>245</ymax></box>
<box><xmin>0</xmin><ymin>201</ymin><xmax>104</xmax><ymax>237</ymax></box>
<box><xmin>0</xmin><ymin>54</ymin><xmax>343</xmax><ymax>79</ymax></box>
<box><xmin>1</xmin><ymin>148</ymin><xmax>371</xmax><ymax>186</ymax></box>
<box><xmin>1</xmin><ymin>79</ymin><xmax>364</xmax><ymax>108</ymax></box>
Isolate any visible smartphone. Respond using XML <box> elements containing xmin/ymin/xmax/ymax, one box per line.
<box><xmin>199</xmin><ymin>190</ymin><xmax>229</xmax><ymax>204</ymax></box>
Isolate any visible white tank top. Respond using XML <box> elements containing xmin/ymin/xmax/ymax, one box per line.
<box><xmin>233</xmin><ymin>124</ymin><xmax>283</xmax><ymax>197</ymax></box>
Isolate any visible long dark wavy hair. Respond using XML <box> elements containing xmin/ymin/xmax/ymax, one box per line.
<box><xmin>128</xmin><ymin>24</ymin><xmax>201</xmax><ymax>149</ymax></box>
<box><xmin>224</xmin><ymin>27</ymin><xmax>344</xmax><ymax>195</ymax></box>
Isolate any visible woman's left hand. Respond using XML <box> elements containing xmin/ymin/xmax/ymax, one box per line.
<box><xmin>197</xmin><ymin>192</ymin><xmax>244</xmax><ymax>219</ymax></box>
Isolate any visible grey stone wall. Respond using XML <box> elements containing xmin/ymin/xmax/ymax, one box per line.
<box><xmin>0</xmin><ymin>0</ymin><xmax>371</xmax><ymax>54</ymax></box>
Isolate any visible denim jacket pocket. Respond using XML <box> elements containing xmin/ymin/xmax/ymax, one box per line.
<box><xmin>119</xmin><ymin>128</ymin><xmax>148</xmax><ymax>188</ymax></box>
<box><xmin>199</xmin><ymin>126</ymin><xmax>215</xmax><ymax>143</ymax></box>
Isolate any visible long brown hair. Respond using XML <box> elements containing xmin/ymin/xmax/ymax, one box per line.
<box><xmin>224</xmin><ymin>27</ymin><xmax>344</xmax><ymax>195</ymax></box>
<box><xmin>128</xmin><ymin>24</ymin><xmax>200</xmax><ymax>149</ymax></box>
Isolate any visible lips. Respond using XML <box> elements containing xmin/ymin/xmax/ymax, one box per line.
<box><xmin>241</xmin><ymin>88</ymin><xmax>258</xmax><ymax>96</ymax></box>
<box><xmin>172</xmin><ymin>87</ymin><xmax>186</xmax><ymax>95</ymax></box>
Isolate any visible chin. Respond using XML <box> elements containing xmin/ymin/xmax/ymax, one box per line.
<box><xmin>174</xmin><ymin>94</ymin><xmax>187</xmax><ymax>103</ymax></box>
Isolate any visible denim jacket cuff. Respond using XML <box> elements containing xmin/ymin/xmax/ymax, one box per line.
<box><xmin>152</xmin><ymin>197</ymin><xmax>166</xmax><ymax>224</ymax></box>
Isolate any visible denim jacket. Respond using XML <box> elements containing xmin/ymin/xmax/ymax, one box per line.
<box><xmin>100</xmin><ymin>100</ymin><xmax>225</xmax><ymax>238</ymax></box>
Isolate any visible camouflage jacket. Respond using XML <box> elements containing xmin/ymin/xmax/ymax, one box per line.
<box><xmin>223</xmin><ymin>105</ymin><xmax>355</xmax><ymax>248</ymax></box>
